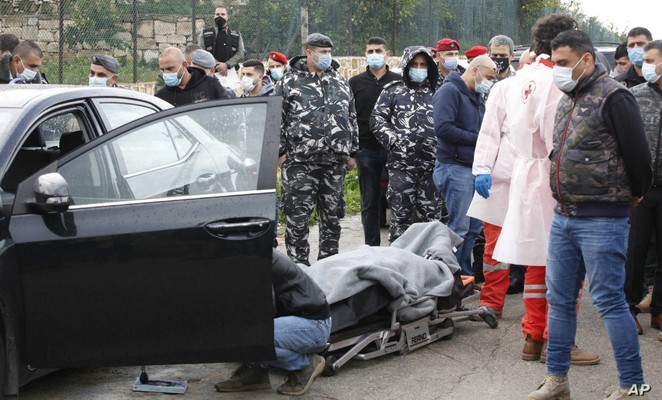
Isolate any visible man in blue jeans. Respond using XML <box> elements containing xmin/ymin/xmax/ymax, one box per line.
<box><xmin>528</xmin><ymin>30</ymin><xmax>651</xmax><ymax>400</ymax></box>
<box><xmin>215</xmin><ymin>250</ymin><xmax>331</xmax><ymax>396</ymax></box>
<box><xmin>433</xmin><ymin>55</ymin><xmax>496</xmax><ymax>275</ymax></box>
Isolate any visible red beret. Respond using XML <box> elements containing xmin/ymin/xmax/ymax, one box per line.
<box><xmin>436</xmin><ymin>38</ymin><xmax>460</xmax><ymax>52</ymax></box>
<box><xmin>465</xmin><ymin>45</ymin><xmax>487</xmax><ymax>58</ymax></box>
<box><xmin>269</xmin><ymin>51</ymin><xmax>287</xmax><ymax>65</ymax></box>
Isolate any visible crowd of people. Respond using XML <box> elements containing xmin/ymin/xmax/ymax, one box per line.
<box><xmin>2</xmin><ymin>3</ymin><xmax>661</xmax><ymax>398</ymax></box>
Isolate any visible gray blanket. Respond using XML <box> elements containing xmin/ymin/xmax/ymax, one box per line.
<box><xmin>306</xmin><ymin>221</ymin><xmax>463</xmax><ymax>321</ymax></box>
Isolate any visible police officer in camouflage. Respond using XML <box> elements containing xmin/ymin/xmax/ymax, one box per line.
<box><xmin>275</xmin><ymin>33</ymin><xmax>358</xmax><ymax>266</ymax></box>
<box><xmin>370</xmin><ymin>46</ymin><xmax>440</xmax><ymax>242</ymax></box>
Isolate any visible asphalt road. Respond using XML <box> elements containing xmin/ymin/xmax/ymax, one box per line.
<box><xmin>19</xmin><ymin>215</ymin><xmax>662</xmax><ymax>399</ymax></box>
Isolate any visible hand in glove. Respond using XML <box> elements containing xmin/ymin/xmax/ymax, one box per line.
<box><xmin>475</xmin><ymin>174</ymin><xmax>492</xmax><ymax>199</ymax></box>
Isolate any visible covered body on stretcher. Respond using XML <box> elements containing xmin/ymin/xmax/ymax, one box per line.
<box><xmin>305</xmin><ymin>221</ymin><xmax>498</xmax><ymax>375</ymax></box>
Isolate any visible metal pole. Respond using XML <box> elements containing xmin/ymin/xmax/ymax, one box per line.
<box><xmin>391</xmin><ymin>0</ymin><xmax>396</xmax><ymax>53</ymax></box>
<box><xmin>132</xmin><ymin>0</ymin><xmax>138</xmax><ymax>83</ymax></box>
<box><xmin>300</xmin><ymin>0</ymin><xmax>308</xmax><ymax>55</ymax></box>
<box><xmin>58</xmin><ymin>0</ymin><xmax>64</xmax><ymax>84</ymax></box>
<box><xmin>348</xmin><ymin>0</ymin><xmax>353</xmax><ymax>56</ymax></box>
<box><xmin>192</xmin><ymin>0</ymin><xmax>197</xmax><ymax>44</ymax></box>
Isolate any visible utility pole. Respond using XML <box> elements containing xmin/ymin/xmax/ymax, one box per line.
<box><xmin>300</xmin><ymin>0</ymin><xmax>308</xmax><ymax>55</ymax></box>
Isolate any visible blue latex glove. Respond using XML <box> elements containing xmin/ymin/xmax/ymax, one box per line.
<box><xmin>475</xmin><ymin>174</ymin><xmax>492</xmax><ymax>199</ymax></box>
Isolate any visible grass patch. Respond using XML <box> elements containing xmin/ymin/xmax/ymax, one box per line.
<box><xmin>41</xmin><ymin>55</ymin><xmax>160</xmax><ymax>85</ymax></box>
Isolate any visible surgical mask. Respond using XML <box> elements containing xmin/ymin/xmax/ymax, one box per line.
<box><xmin>19</xmin><ymin>60</ymin><xmax>37</xmax><ymax>82</ymax></box>
<box><xmin>313</xmin><ymin>52</ymin><xmax>332</xmax><ymax>71</ymax></box>
<box><xmin>552</xmin><ymin>54</ymin><xmax>587</xmax><ymax>92</ymax></box>
<box><xmin>241</xmin><ymin>76</ymin><xmax>257</xmax><ymax>92</ymax></box>
<box><xmin>475</xmin><ymin>70</ymin><xmax>494</xmax><ymax>94</ymax></box>
<box><xmin>214</xmin><ymin>16</ymin><xmax>227</xmax><ymax>29</ymax></box>
<box><xmin>367</xmin><ymin>53</ymin><xmax>386</xmax><ymax>70</ymax></box>
<box><xmin>270</xmin><ymin>67</ymin><xmax>284</xmax><ymax>81</ymax></box>
<box><xmin>442</xmin><ymin>56</ymin><xmax>458</xmax><ymax>71</ymax></box>
<box><xmin>89</xmin><ymin>76</ymin><xmax>108</xmax><ymax>87</ymax></box>
<box><xmin>408</xmin><ymin>67</ymin><xmax>427</xmax><ymax>83</ymax></box>
<box><xmin>491</xmin><ymin>57</ymin><xmax>510</xmax><ymax>73</ymax></box>
<box><xmin>163</xmin><ymin>65</ymin><xmax>183</xmax><ymax>87</ymax></box>
<box><xmin>628</xmin><ymin>47</ymin><xmax>645</xmax><ymax>67</ymax></box>
<box><xmin>642</xmin><ymin>62</ymin><xmax>662</xmax><ymax>84</ymax></box>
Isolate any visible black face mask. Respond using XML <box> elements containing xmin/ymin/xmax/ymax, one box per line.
<box><xmin>214</xmin><ymin>16</ymin><xmax>227</xmax><ymax>29</ymax></box>
<box><xmin>491</xmin><ymin>57</ymin><xmax>510</xmax><ymax>73</ymax></box>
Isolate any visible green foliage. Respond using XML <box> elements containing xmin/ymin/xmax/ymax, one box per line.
<box><xmin>62</xmin><ymin>0</ymin><xmax>128</xmax><ymax>49</ymax></box>
<box><xmin>41</xmin><ymin>55</ymin><xmax>159</xmax><ymax>85</ymax></box>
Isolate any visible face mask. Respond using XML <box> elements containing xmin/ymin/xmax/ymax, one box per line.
<box><xmin>163</xmin><ymin>65</ymin><xmax>183</xmax><ymax>87</ymax></box>
<box><xmin>270</xmin><ymin>68</ymin><xmax>284</xmax><ymax>81</ymax></box>
<box><xmin>628</xmin><ymin>47</ymin><xmax>644</xmax><ymax>67</ymax></box>
<box><xmin>642</xmin><ymin>62</ymin><xmax>662</xmax><ymax>84</ymax></box>
<box><xmin>241</xmin><ymin>76</ymin><xmax>257</xmax><ymax>92</ymax></box>
<box><xmin>491</xmin><ymin>57</ymin><xmax>510</xmax><ymax>73</ymax></box>
<box><xmin>474</xmin><ymin>70</ymin><xmax>494</xmax><ymax>94</ymax></box>
<box><xmin>408</xmin><ymin>67</ymin><xmax>428</xmax><ymax>83</ymax></box>
<box><xmin>552</xmin><ymin>54</ymin><xmax>587</xmax><ymax>92</ymax></box>
<box><xmin>19</xmin><ymin>60</ymin><xmax>37</xmax><ymax>82</ymax></box>
<box><xmin>89</xmin><ymin>76</ymin><xmax>108</xmax><ymax>87</ymax></box>
<box><xmin>367</xmin><ymin>53</ymin><xmax>386</xmax><ymax>70</ymax></box>
<box><xmin>442</xmin><ymin>56</ymin><xmax>458</xmax><ymax>71</ymax></box>
<box><xmin>214</xmin><ymin>16</ymin><xmax>227</xmax><ymax>29</ymax></box>
<box><xmin>313</xmin><ymin>52</ymin><xmax>332</xmax><ymax>71</ymax></box>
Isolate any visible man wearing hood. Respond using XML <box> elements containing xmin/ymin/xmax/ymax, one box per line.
<box><xmin>240</xmin><ymin>59</ymin><xmax>274</xmax><ymax>97</ymax></box>
<box><xmin>155</xmin><ymin>47</ymin><xmax>231</xmax><ymax>107</ymax></box>
<box><xmin>370</xmin><ymin>46</ymin><xmax>439</xmax><ymax>242</ymax></box>
<box><xmin>198</xmin><ymin>4</ymin><xmax>245</xmax><ymax>77</ymax></box>
<box><xmin>275</xmin><ymin>33</ymin><xmax>358</xmax><ymax>266</ymax></box>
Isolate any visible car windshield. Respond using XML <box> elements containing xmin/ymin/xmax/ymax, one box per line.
<box><xmin>0</xmin><ymin>109</ymin><xmax>19</xmax><ymax>138</ymax></box>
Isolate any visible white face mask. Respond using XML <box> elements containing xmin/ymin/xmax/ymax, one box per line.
<box><xmin>642</xmin><ymin>62</ymin><xmax>662</xmax><ymax>84</ymax></box>
<box><xmin>241</xmin><ymin>76</ymin><xmax>257</xmax><ymax>92</ymax></box>
<box><xmin>474</xmin><ymin>70</ymin><xmax>494</xmax><ymax>94</ymax></box>
<box><xmin>19</xmin><ymin>60</ymin><xmax>38</xmax><ymax>82</ymax></box>
<box><xmin>552</xmin><ymin>54</ymin><xmax>587</xmax><ymax>92</ymax></box>
<box><xmin>89</xmin><ymin>76</ymin><xmax>108</xmax><ymax>87</ymax></box>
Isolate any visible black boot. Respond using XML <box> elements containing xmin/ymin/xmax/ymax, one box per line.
<box><xmin>507</xmin><ymin>265</ymin><xmax>525</xmax><ymax>294</ymax></box>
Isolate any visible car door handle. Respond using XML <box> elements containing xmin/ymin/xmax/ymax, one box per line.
<box><xmin>205</xmin><ymin>218</ymin><xmax>271</xmax><ymax>238</ymax></box>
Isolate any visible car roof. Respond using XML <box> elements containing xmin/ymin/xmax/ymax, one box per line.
<box><xmin>0</xmin><ymin>85</ymin><xmax>171</xmax><ymax>110</ymax></box>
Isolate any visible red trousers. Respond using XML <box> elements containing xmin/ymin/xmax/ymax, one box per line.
<box><xmin>480</xmin><ymin>222</ymin><xmax>509</xmax><ymax>313</ymax></box>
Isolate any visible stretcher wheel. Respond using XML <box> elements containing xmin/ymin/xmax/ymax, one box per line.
<box><xmin>484</xmin><ymin>314</ymin><xmax>498</xmax><ymax>329</ymax></box>
<box><xmin>440</xmin><ymin>318</ymin><xmax>454</xmax><ymax>340</ymax></box>
<box><xmin>323</xmin><ymin>355</ymin><xmax>337</xmax><ymax>377</ymax></box>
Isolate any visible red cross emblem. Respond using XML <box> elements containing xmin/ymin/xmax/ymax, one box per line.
<box><xmin>521</xmin><ymin>81</ymin><xmax>536</xmax><ymax>103</ymax></box>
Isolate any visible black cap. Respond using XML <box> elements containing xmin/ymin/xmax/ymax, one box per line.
<box><xmin>305</xmin><ymin>33</ymin><xmax>333</xmax><ymax>48</ymax></box>
<box><xmin>92</xmin><ymin>54</ymin><xmax>119</xmax><ymax>74</ymax></box>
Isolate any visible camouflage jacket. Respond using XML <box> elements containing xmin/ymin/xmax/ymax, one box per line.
<box><xmin>550</xmin><ymin>65</ymin><xmax>633</xmax><ymax>214</ymax></box>
<box><xmin>275</xmin><ymin>56</ymin><xmax>358</xmax><ymax>164</ymax></box>
<box><xmin>632</xmin><ymin>82</ymin><xmax>662</xmax><ymax>186</ymax></box>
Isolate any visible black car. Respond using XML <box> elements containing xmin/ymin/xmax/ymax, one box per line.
<box><xmin>0</xmin><ymin>86</ymin><xmax>280</xmax><ymax>397</ymax></box>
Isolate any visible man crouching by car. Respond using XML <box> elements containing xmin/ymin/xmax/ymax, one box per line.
<box><xmin>215</xmin><ymin>249</ymin><xmax>331</xmax><ymax>396</ymax></box>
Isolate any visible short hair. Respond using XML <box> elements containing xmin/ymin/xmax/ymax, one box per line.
<box><xmin>615</xmin><ymin>42</ymin><xmax>628</xmax><ymax>60</ymax></box>
<box><xmin>160</xmin><ymin>47</ymin><xmax>185</xmax><ymax>63</ymax></box>
<box><xmin>487</xmin><ymin>35</ymin><xmax>514</xmax><ymax>54</ymax></box>
<box><xmin>242</xmin><ymin>59</ymin><xmax>264</xmax><ymax>74</ymax></box>
<box><xmin>184</xmin><ymin>44</ymin><xmax>201</xmax><ymax>56</ymax></box>
<box><xmin>215</xmin><ymin>4</ymin><xmax>227</xmax><ymax>10</ymax></box>
<box><xmin>0</xmin><ymin>33</ymin><xmax>19</xmax><ymax>53</ymax></box>
<box><xmin>367</xmin><ymin>37</ymin><xmax>388</xmax><ymax>48</ymax></box>
<box><xmin>468</xmin><ymin>54</ymin><xmax>496</xmax><ymax>70</ymax></box>
<box><xmin>532</xmin><ymin>13</ymin><xmax>579</xmax><ymax>56</ymax></box>
<box><xmin>627</xmin><ymin>27</ymin><xmax>652</xmax><ymax>41</ymax></box>
<box><xmin>13</xmin><ymin>40</ymin><xmax>43</xmax><ymax>59</ymax></box>
<box><xmin>644</xmin><ymin>40</ymin><xmax>662</xmax><ymax>55</ymax></box>
<box><xmin>551</xmin><ymin>30</ymin><xmax>595</xmax><ymax>60</ymax></box>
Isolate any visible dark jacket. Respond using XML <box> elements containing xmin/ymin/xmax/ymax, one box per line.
<box><xmin>155</xmin><ymin>67</ymin><xmax>231</xmax><ymax>107</ymax></box>
<box><xmin>349</xmin><ymin>66</ymin><xmax>401</xmax><ymax>150</ymax></box>
<box><xmin>433</xmin><ymin>71</ymin><xmax>485</xmax><ymax>166</ymax></box>
<box><xmin>197</xmin><ymin>25</ymin><xmax>245</xmax><ymax>69</ymax></box>
<box><xmin>551</xmin><ymin>64</ymin><xmax>652</xmax><ymax>217</ymax></box>
<box><xmin>275</xmin><ymin>56</ymin><xmax>358</xmax><ymax>164</ymax></box>
<box><xmin>0</xmin><ymin>53</ymin><xmax>12</xmax><ymax>84</ymax></box>
<box><xmin>370</xmin><ymin>46</ymin><xmax>438</xmax><ymax>172</ymax></box>
<box><xmin>632</xmin><ymin>82</ymin><xmax>662</xmax><ymax>186</ymax></box>
<box><xmin>615</xmin><ymin>65</ymin><xmax>646</xmax><ymax>89</ymax></box>
<box><xmin>272</xmin><ymin>250</ymin><xmax>330</xmax><ymax>320</ymax></box>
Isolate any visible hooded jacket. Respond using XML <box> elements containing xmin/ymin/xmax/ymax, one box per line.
<box><xmin>275</xmin><ymin>55</ymin><xmax>358</xmax><ymax>164</ymax></box>
<box><xmin>369</xmin><ymin>46</ymin><xmax>439</xmax><ymax>171</ymax></box>
<box><xmin>155</xmin><ymin>67</ymin><xmax>231</xmax><ymax>107</ymax></box>
<box><xmin>241</xmin><ymin>74</ymin><xmax>274</xmax><ymax>97</ymax></box>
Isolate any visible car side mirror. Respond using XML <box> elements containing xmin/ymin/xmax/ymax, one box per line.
<box><xmin>30</xmin><ymin>172</ymin><xmax>70</xmax><ymax>213</ymax></box>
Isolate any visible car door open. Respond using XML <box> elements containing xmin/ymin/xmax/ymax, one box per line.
<box><xmin>9</xmin><ymin>97</ymin><xmax>281</xmax><ymax>368</ymax></box>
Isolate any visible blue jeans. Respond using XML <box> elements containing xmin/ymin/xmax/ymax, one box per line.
<box><xmin>263</xmin><ymin>316</ymin><xmax>331</xmax><ymax>371</ymax></box>
<box><xmin>545</xmin><ymin>212</ymin><xmax>644</xmax><ymax>387</ymax></box>
<box><xmin>356</xmin><ymin>148</ymin><xmax>387</xmax><ymax>246</ymax></box>
<box><xmin>433</xmin><ymin>161</ymin><xmax>482</xmax><ymax>275</ymax></box>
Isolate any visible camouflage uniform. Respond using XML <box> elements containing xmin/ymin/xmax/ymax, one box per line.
<box><xmin>370</xmin><ymin>46</ymin><xmax>440</xmax><ymax>242</ymax></box>
<box><xmin>276</xmin><ymin>55</ymin><xmax>358</xmax><ymax>265</ymax></box>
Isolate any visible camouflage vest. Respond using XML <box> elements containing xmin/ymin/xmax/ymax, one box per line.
<box><xmin>550</xmin><ymin>69</ymin><xmax>632</xmax><ymax>213</ymax></box>
<box><xmin>631</xmin><ymin>83</ymin><xmax>662</xmax><ymax>186</ymax></box>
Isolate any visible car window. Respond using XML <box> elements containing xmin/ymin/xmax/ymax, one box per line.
<box><xmin>0</xmin><ymin>110</ymin><xmax>18</xmax><ymax>138</ymax></box>
<box><xmin>58</xmin><ymin>103</ymin><xmax>267</xmax><ymax>205</ymax></box>
<box><xmin>96</xmin><ymin>102</ymin><xmax>158</xmax><ymax>130</ymax></box>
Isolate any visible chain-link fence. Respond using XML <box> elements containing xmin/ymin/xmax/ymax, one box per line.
<box><xmin>0</xmin><ymin>0</ymin><xmax>621</xmax><ymax>85</ymax></box>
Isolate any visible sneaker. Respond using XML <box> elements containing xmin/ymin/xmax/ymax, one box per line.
<box><xmin>527</xmin><ymin>375</ymin><xmax>570</xmax><ymax>400</ymax></box>
<box><xmin>468</xmin><ymin>306</ymin><xmax>501</xmax><ymax>321</ymax></box>
<box><xmin>215</xmin><ymin>364</ymin><xmax>270</xmax><ymax>392</ymax></box>
<box><xmin>522</xmin><ymin>334</ymin><xmax>544</xmax><ymax>361</ymax></box>
<box><xmin>540</xmin><ymin>343</ymin><xmax>601</xmax><ymax>365</ymax></box>
<box><xmin>277</xmin><ymin>354</ymin><xmax>325</xmax><ymax>396</ymax></box>
<box><xmin>605</xmin><ymin>387</ymin><xmax>631</xmax><ymax>400</ymax></box>
<box><xmin>635</xmin><ymin>287</ymin><xmax>652</xmax><ymax>314</ymax></box>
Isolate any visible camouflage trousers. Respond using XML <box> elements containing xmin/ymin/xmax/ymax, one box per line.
<box><xmin>280</xmin><ymin>160</ymin><xmax>346</xmax><ymax>265</ymax></box>
<box><xmin>387</xmin><ymin>168</ymin><xmax>440</xmax><ymax>243</ymax></box>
